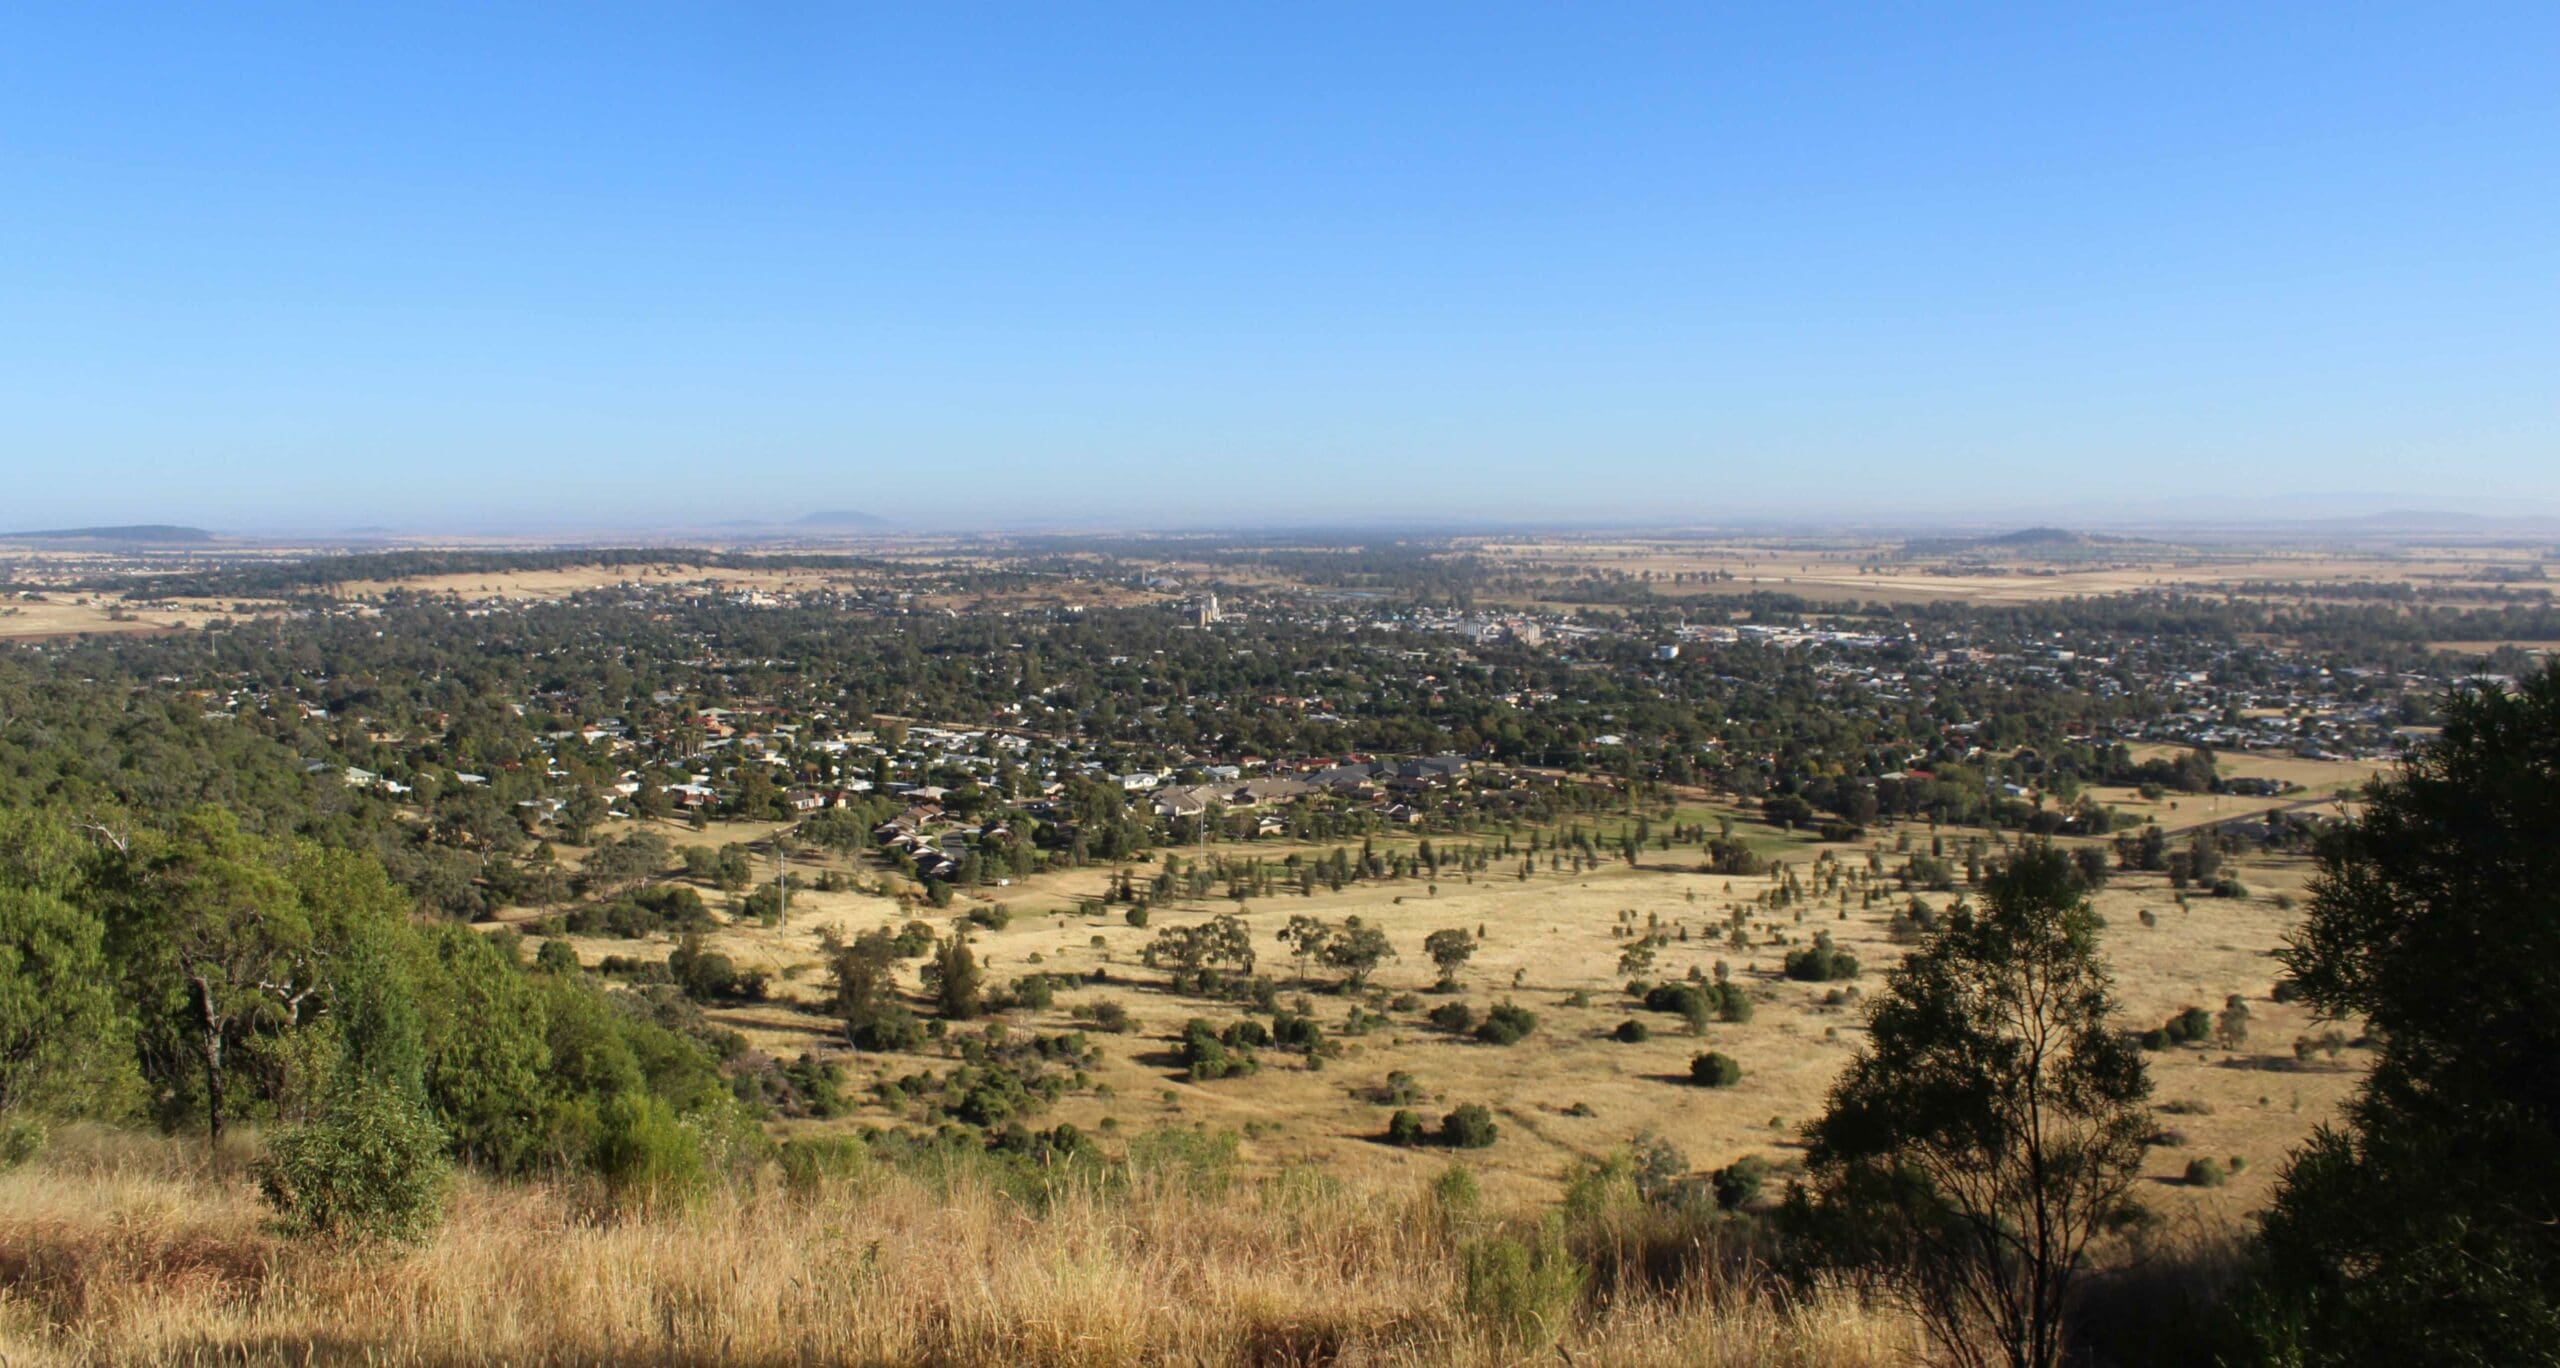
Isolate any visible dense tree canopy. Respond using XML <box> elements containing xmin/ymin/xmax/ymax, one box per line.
<box><xmin>2254</xmin><ymin>666</ymin><xmax>2560</xmax><ymax>1365</ymax></box>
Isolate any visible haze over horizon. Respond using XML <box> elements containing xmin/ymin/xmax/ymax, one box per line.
<box><xmin>5</xmin><ymin>5</ymin><xmax>2556</xmax><ymax>530</ymax></box>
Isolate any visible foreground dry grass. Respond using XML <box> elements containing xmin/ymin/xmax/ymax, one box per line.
<box><xmin>0</xmin><ymin>1128</ymin><xmax>1920</xmax><ymax>1368</ymax></box>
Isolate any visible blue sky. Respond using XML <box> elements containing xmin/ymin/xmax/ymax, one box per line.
<box><xmin>2</xmin><ymin>4</ymin><xmax>2555</xmax><ymax>532</ymax></box>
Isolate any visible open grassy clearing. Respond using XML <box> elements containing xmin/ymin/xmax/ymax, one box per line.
<box><xmin>516</xmin><ymin>808</ymin><xmax>2365</xmax><ymax>1219</ymax></box>
<box><xmin>0</xmin><ymin>593</ymin><xmax>253</xmax><ymax>639</ymax></box>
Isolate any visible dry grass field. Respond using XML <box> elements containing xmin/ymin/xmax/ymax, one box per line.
<box><xmin>0</xmin><ymin>593</ymin><xmax>250</xmax><ymax>639</ymax></box>
<box><xmin>526</xmin><ymin>806</ymin><xmax>2367</xmax><ymax>1222</ymax></box>
<box><xmin>2086</xmin><ymin>746</ymin><xmax>2386</xmax><ymax>836</ymax></box>
<box><xmin>1453</xmin><ymin>537</ymin><xmax>2555</xmax><ymax>613</ymax></box>
<box><xmin>0</xmin><ymin>1121</ymin><xmax>1934</xmax><ymax>1367</ymax></box>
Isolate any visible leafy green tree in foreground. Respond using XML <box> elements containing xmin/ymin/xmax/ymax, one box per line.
<box><xmin>0</xmin><ymin>885</ymin><xmax>136</xmax><ymax>1118</ymax></box>
<box><xmin>2250</xmin><ymin>666</ymin><xmax>2560</xmax><ymax>1365</ymax></box>
<box><xmin>1803</xmin><ymin>842</ymin><xmax>2150</xmax><ymax>1368</ymax></box>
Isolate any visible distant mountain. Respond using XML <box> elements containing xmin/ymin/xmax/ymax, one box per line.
<box><xmin>795</xmin><ymin>509</ymin><xmax>891</xmax><ymax>529</ymax></box>
<box><xmin>4</xmin><ymin>524</ymin><xmax>215</xmax><ymax>544</ymax></box>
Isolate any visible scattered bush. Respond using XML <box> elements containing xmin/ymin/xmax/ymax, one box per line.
<box><xmin>775</xmin><ymin>1134</ymin><xmax>872</xmax><ymax>1193</ymax></box>
<box><xmin>1458</xmin><ymin>1224</ymin><xmax>1585</xmax><ymax>1349</ymax></box>
<box><xmin>2140</xmin><ymin>1005</ymin><xmax>2218</xmax><ymax>1051</ymax></box>
<box><xmin>1712</xmin><ymin>1153</ymin><xmax>1773</xmax><ymax>1209</ymax></box>
<box><xmin>1432</xmin><ymin>1162</ymin><xmax>1481</xmax><ymax>1212</ymax></box>
<box><xmin>1070</xmin><ymin>999</ymin><xmax>1133</xmax><ymax>1033</ymax></box>
<box><xmin>0</xmin><ymin>1116</ymin><xmax>45</xmax><ymax>1170</ymax></box>
<box><xmin>1427</xmin><ymin>1001</ymin><xmax>1477</xmax><ymax>1035</ymax></box>
<box><xmin>1612</xmin><ymin>1019</ymin><xmax>1650</xmax><ymax>1043</ymax></box>
<box><xmin>2184</xmin><ymin>1156</ymin><xmax>2229</xmax><ymax>1187</ymax></box>
<box><xmin>1271</xmin><ymin>1011</ymin><xmax>1325</xmax><ymax>1052</ymax></box>
<box><xmin>847</xmin><ymin>1004</ymin><xmax>926</xmax><ymax>1053</ymax></box>
<box><xmin>1690</xmin><ymin>1052</ymin><xmax>1742</xmax><ymax>1087</ymax></box>
<box><xmin>1782</xmin><ymin>933</ymin><xmax>1860</xmax><ymax>982</ymax></box>
<box><xmin>1474</xmin><ymin>1000</ymin><xmax>1538</xmax><ymax>1046</ymax></box>
<box><xmin>1442</xmin><ymin>1103</ymin><xmax>1499</xmax><ymax>1148</ymax></box>
<box><xmin>1386</xmin><ymin>1109</ymin><xmax>1427</xmax><ymax>1146</ymax></box>
<box><xmin>590</xmin><ymin>1091</ymin><xmax>706</xmax><ymax>1204</ymax></box>
<box><xmin>1177</xmin><ymin>1018</ymin><xmax>1259</xmax><ymax>1081</ymax></box>
<box><xmin>257</xmin><ymin>1085</ymin><xmax>454</xmax><ymax>1241</ymax></box>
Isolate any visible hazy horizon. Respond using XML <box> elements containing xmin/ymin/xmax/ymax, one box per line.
<box><xmin>18</xmin><ymin>490</ymin><xmax>2560</xmax><ymax>545</ymax></box>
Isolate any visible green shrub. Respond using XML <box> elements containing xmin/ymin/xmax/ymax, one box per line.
<box><xmin>1612</xmin><ymin>1019</ymin><xmax>1650</xmax><ymax>1043</ymax></box>
<box><xmin>1712</xmin><ymin>1153</ymin><xmax>1772</xmax><ymax>1209</ymax></box>
<box><xmin>1782</xmin><ymin>933</ymin><xmax>1860</xmax><ymax>982</ymax></box>
<box><xmin>1076</xmin><ymin>999</ymin><xmax>1132</xmax><ymax>1033</ymax></box>
<box><xmin>2184</xmin><ymin>1156</ymin><xmax>2229</xmax><ymax>1187</ymax></box>
<box><xmin>590</xmin><ymin>1090</ymin><xmax>706</xmax><ymax>1204</ymax></box>
<box><xmin>1640</xmin><ymin>982</ymin><xmax>1708</xmax><ymax>1016</ymax></box>
<box><xmin>1271</xmin><ymin>1011</ymin><xmax>1324</xmax><ymax>1052</ymax></box>
<box><xmin>1474</xmin><ymin>1001</ymin><xmax>1538</xmax><ymax>1046</ymax></box>
<box><xmin>1427</xmin><ymin>1001</ymin><xmax>1477</xmax><ymax>1034</ymax></box>
<box><xmin>1178</xmin><ymin>1018</ymin><xmax>1257</xmax><ymax>1080</ymax></box>
<box><xmin>1458</xmin><ymin>1222</ymin><xmax>1586</xmax><ymax>1348</ymax></box>
<box><xmin>1690</xmin><ymin>1052</ymin><xmax>1742</xmax><ymax>1087</ymax></box>
<box><xmin>1443</xmin><ymin>1103</ymin><xmax>1499</xmax><ymax>1148</ymax></box>
<box><xmin>1381</xmin><ymin>1070</ymin><xmax>1424</xmax><ymax>1107</ymax></box>
<box><xmin>0</xmin><ymin>1115</ymin><xmax>45</xmax><ymax>1171</ymax></box>
<box><xmin>1431</xmin><ymin>1162</ymin><xmax>1481</xmax><ymax>1213</ymax></box>
<box><xmin>848</xmin><ymin>1004</ymin><xmax>926</xmax><ymax>1052</ymax></box>
<box><xmin>1386</xmin><ymin>1108</ymin><xmax>1427</xmax><ymax>1146</ymax></box>
<box><xmin>256</xmin><ymin>1085</ymin><xmax>452</xmax><ymax>1242</ymax></box>
<box><xmin>777</xmin><ymin>1135</ymin><xmax>873</xmax><ymax>1193</ymax></box>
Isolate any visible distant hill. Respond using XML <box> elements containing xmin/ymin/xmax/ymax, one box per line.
<box><xmin>1901</xmin><ymin>526</ymin><xmax>2162</xmax><ymax>558</ymax></box>
<box><xmin>1985</xmin><ymin>526</ymin><xmax>2106</xmax><ymax>548</ymax></box>
<box><xmin>4</xmin><ymin>524</ymin><xmax>215</xmax><ymax>544</ymax></box>
<box><xmin>795</xmin><ymin>510</ymin><xmax>891</xmax><ymax>529</ymax></box>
